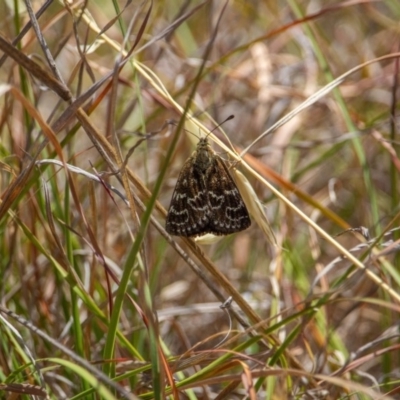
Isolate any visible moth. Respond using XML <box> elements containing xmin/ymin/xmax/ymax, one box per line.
<box><xmin>165</xmin><ymin>136</ymin><xmax>251</xmax><ymax>237</ymax></box>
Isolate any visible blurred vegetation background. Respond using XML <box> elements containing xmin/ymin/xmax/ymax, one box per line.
<box><xmin>0</xmin><ymin>0</ymin><xmax>400</xmax><ymax>399</ymax></box>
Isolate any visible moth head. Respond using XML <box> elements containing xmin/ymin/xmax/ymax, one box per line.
<box><xmin>189</xmin><ymin>115</ymin><xmax>235</xmax><ymax>171</ymax></box>
<box><xmin>194</xmin><ymin>138</ymin><xmax>213</xmax><ymax>171</ymax></box>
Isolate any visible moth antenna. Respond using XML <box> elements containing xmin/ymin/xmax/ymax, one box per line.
<box><xmin>182</xmin><ymin>115</ymin><xmax>235</xmax><ymax>141</ymax></box>
<box><xmin>205</xmin><ymin>114</ymin><xmax>235</xmax><ymax>139</ymax></box>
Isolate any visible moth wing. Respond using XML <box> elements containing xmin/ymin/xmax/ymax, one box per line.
<box><xmin>205</xmin><ymin>157</ymin><xmax>251</xmax><ymax>235</ymax></box>
<box><xmin>165</xmin><ymin>157</ymin><xmax>212</xmax><ymax>237</ymax></box>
